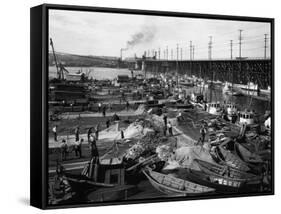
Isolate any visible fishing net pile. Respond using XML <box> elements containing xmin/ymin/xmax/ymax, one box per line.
<box><xmin>157</xmin><ymin>145</ymin><xmax>216</xmax><ymax>171</ymax></box>
<box><xmin>123</xmin><ymin>119</ymin><xmax>155</xmax><ymax>139</ymax></box>
<box><xmin>124</xmin><ymin>133</ymin><xmax>172</xmax><ymax>160</ymax></box>
<box><xmin>134</xmin><ymin>104</ymin><xmax>146</xmax><ymax>115</ymax></box>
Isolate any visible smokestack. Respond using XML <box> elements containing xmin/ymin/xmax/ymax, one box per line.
<box><xmin>120</xmin><ymin>48</ymin><xmax>123</xmax><ymax>61</ymax></box>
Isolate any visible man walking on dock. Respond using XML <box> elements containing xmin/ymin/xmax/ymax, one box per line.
<box><xmin>200</xmin><ymin>125</ymin><xmax>207</xmax><ymax>143</ymax></box>
<box><xmin>89</xmin><ymin>135</ymin><xmax>99</xmax><ymax>158</ymax></box>
<box><xmin>106</xmin><ymin>119</ymin><xmax>110</xmax><ymax>128</ymax></box>
<box><xmin>87</xmin><ymin>127</ymin><xmax>93</xmax><ymax>142</ymax></box>
<box><xmin>163</xmin><ymin>114</ymin><xmax>167</xmax><ymax>127</ymax></box>
<box><xmin>126</xmin><ymin>100</ymin><xmax>129</xmax><ymax>111</ymax></box>
<box><xmin>167</xmin><ymin>121</ymin><xmax>173</xmax><ymax>136</ymax></box>
<box><xmin>102</xmin><ymin>105</ymin><xmax>106</xmax><ymax>117</ymax></box>
<box><xmin>52</xmin><ymin>125</ymin><xmax>58</xmax><ymax>141</ymax></box>
<box><xmin>95</xmin><ymin>124</ymin><xmax>100</xmax><ymax>140</ymax></box>
<box><xmin>75</xmin><ymin>126</ymin><xmax>80</xmax><ymax>142</ymax></box>
<box><xmin>74</xmin><ymin>138</ymin><xmax>83</xmax><ymax>158</ymax></box>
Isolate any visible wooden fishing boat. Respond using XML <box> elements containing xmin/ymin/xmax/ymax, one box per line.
<box><xmin>184</xmin><ymin>168</ymin><xmax>255</xmax><ymax>193</ymax></box>
<box><xmin>185</xmin><ymin>169</ymin><xmax>242</xmax><ymax>192</ymax></box>
<box><xmin>234</xmin><ymin>143</ymin><xmax>263</xmax><ymax>164</ymax></box>
<box><xmin>194</xmin><ymin>159</ymin><xmax>261</xmax><ymax>182</ymax></box>
<box><xmin>142</xmin><ymin>168</ymin><xmax>215</xmax><ymax>196</ymax></box>
<box><xmin>212</xmin><ymin>146</ymin><xmax>250</xmax><ymax>172</ymax></box>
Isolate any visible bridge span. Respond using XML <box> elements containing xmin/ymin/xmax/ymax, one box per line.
<box><xmin>126</xmin><ymin>58</ymin><xmax>272</xmax><ymax>89</ymax></box>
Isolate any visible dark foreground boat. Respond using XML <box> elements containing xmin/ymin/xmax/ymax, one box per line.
<box><xmin>185</xmin><ymin>168</ymin><xmax>260</xmax><ymax>193</ymax></box>
<box><xmin>194</xmin><ymin>159</ymin><xmax>261</xmax><ymax>182</ymax></box>
<box><xmin>142</xmin><ymin>168</ymin><xmax>215</xmax><ymax>196</ymax></box>
<box><xmin>211</xmin><ymin>146</ymin><xmax>250</xmax><ymax>172</ymax></box>
<box><xmin>234</xmin><ymin>143</ymin><xmax>263</xmax><ymax>164</ymax></box>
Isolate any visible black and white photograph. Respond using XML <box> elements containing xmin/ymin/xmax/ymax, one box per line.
<box><xmin>46</xmin><ymin>6</ymin><xmax>273</xmax><ymax>207</ymax></box>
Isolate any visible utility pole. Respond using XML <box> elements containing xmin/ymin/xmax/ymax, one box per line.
<box><xmin>166</xmin><ymin>46</ymin><xmax>168</xmax><ymax>60</ymax></box>
<box><xmin>192</xmin><ymin>45</ymin><xmax>195</xmax><ymax>60</ymax></box>
<box><xmin>238</xmin><ymin>29</ymin><xmax>243</xmax><ymax>59</ymax></box>
<box><xmin>189</xmin><ymin>41</ymin><xmax>193</xmax><ymax>60</ymax></box>
<box><xmin>176</xmin><ymin>44</ymin><xmax>179</xmax><ymax>61</ymax></box>
<box><xmin>158</xmin><ymin>48</ymin><xmax>161</xmax><ymax>60</ymax></box>
<box><xmin>180</xmin><ymin>48</ymin><xmax>183</xmax><ymax>60</ymax></box>
<box><xmin>264</xmin><ymin>34</ymin><xmax>268</xmax><ymax>59</ymax></box>
<box><xmin>208</xmin><ymin>36</ymin><xmax>212</xmax><ymax>60</ymax></box>
<box><xmin>230</xmin><ymin>40</ymin><xmax>233</xmax><ymax>59</ymax></box>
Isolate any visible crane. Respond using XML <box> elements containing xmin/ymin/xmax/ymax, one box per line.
<box><xmin>50</xmin><ymin>38</ymin><xmax>69</xmax><ymax>80</ymax></box>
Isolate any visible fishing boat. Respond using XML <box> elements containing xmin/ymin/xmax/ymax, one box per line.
<box><xmin>194</xmin><ymin>159</ymin><xmax>261</xmax><ymax>181</ymax></box>
<box><xmin>238</xmin><ymin>110</ymin><xmax>256</xmax><ymax>126</ymax></box>
<box><xmin>185</xmin><ymin>168</ymin><xmax>259</xmax><ymax>193</ymax></box>
<box><xmin>212</xmin><ymin>146</ymin><xmax>250</xmax><ymax>172</ymax></box>
<box><xmin>142</xmin><ymin>168</ymin><xmax>215</xmax><ymax>196</ymax></box>
<box><xmin>224</xmin><ymin>103</ymin><xmax>238</xmax><ymax>122</ymax></box>
<box><xmin>206</xmin><ymin>102</ymin><xmax>222</xmax><ymax>115</ymax></box>
<box><xmin>179</xmin><ymin>79</ymin><xmax>194</xmax><ymax>87</ymax></box>
<box><xmin>189</xmin><ymin>93</ymin><xmax>205</xmax><ymax>109</ymax></box>
<box><xmin>234</xmin><ymin>143</ymin><xmax>263</xmax><ymax>164</ymax></box>
<box><xmin>222</xmin><ymin>82</ymin><xmax>232</xmax><ymax>94</ymax></box>
<box><xmin>238</xmin><ymin>82</ymin><xmax>261</xmax><ymax>96</ymax></box>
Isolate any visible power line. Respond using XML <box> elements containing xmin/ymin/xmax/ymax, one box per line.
<box><xmin>264</xmin><ymin>34</ymin><xmax>268</xmax><ymax>59</ymax></box>
<box><xmin>208</xmin><ymin>36</ymin><xmax>212</xmax><ymax>60</ymax></box>
<box><xmin>189</xmin><ymin>41</ymin><xmax>193</xmax><ymax>60</ymax></box>
<box><xmin>238</xmin><ymin>29</ymin><xmax>243</xmax><ymax>59</ymax></box>
<box><xmin>192</xmin><ymin>45</ymin><xmax>195</xmax><ymax>60</ymax></box>
<box><xmin>230</xmin><ymin>40</ymin><xmax>233</xmax><ymax>59</ymax></box>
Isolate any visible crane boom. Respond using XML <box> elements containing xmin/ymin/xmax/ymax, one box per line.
<box><xmin>50</xmin><ymin>38</ymin><xmax>60</xmax><ymax>79</ymax></box>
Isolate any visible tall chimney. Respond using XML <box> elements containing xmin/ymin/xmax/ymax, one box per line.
<box><xmin>120</xmin><ymin>49</ymin><xmax>123</xmax><ymax>61</ymax></box>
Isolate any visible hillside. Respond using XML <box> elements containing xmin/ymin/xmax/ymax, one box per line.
<box><xmin>48</xmin><ymin>53</ymin><xmax>124</xmax><ymax>68</ymax></box>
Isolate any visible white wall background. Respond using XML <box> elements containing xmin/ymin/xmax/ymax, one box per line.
<box><xmin>0</xmin><ymin>0</ymin><xmax>279</xmax><ymax>213</ymax></box>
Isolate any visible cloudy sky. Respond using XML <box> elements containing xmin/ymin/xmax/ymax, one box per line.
<box><xmin>49</xmin><ymin>9</ymin><xmax>271</xmax><ymax>59</ymax></box>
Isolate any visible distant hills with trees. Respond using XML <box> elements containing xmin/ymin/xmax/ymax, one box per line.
<box><xmin>48</xmin><ymin>52</ymin><xmax>124</xmax><ymax>68</ymax></box>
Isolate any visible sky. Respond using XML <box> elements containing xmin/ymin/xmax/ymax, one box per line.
<box><xmin>49</xmin><ymin>9</ymin><xmax>271</xmax><ymax>60</ymax></box>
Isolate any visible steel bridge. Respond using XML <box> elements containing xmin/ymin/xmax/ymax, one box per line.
<box><xmin>127</xmin><ymin>58</ymin><xmax>272</xmax><ymax>89</ymax></box>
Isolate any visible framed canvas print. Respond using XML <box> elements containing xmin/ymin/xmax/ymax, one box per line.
<box><xmin>30</xmin><ymin>4</ymin><xmax>274</xmax><ymax>209</ymax></box>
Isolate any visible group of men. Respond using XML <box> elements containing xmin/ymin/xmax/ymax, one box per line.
<box><xmin>163</xmin><ymin>114</ymin><xmax>173</xmax><ymax>136</ymax></box>
<box><xmin>52</xmin><ymin>125</ymin><xmax>100</xmax><ymax>161</ymax></box>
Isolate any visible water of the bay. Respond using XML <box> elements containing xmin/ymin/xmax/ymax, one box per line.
<box><xmin>49</xmin><ymin>66</ymin><xmax>271</xmax><ymax>115</ymax></box>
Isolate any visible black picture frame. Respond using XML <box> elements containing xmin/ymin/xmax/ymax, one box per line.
<box><xmin>30</xmin><ymin>3</ymin><xmax>274</xmax><ymax>209</ymax></box>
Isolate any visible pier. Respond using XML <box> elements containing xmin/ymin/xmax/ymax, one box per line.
<box><xmin>127</xmin><ymin>58</ymin><xmax>271</xmax><ymax>89</ymax></box>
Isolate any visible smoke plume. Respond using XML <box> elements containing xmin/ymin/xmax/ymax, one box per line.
<box><xmin>126</xmin><ymin>25</ymin><xmax>156</xmax><ymax>49</ymax></box>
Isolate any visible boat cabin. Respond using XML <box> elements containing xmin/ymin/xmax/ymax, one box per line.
<box><xmin>207</xmin><ymin>102</ymin><xmax>221</xmax><ymax>115</ymax></box>
<box><xmin>226</xmin><ymin>103</ymin><xmax>238</xmax><ymax>115</ymax></box>
<box><xmin>238</xmin><ymin>110</ymin><xmax>255</xmax><ymax>125</ymax></box>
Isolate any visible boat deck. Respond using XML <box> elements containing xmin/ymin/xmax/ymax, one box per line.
<box><xmin>173</xmin><ymin>108</ymin><xmax>241</xmax><ymax>143</ymax></box>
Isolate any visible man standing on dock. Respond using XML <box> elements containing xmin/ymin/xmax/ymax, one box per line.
<box><xmin>163</xmin><ymin>114</ymin><xmax>168</xmax><ymax>127</ymax></box>
<box><xmin>87</xmin><ymin>127</ymin><xmax>93</xmax><ymax>142</ymax></box>
<box><xmin>106</xmin><ymin>119</ymin><xmax>110</xmax><ymax>128</ymax></box>
<box><xmin>52</xmin><ymin>125</ymin><xmax>58</xmax><ymax>141</ymax></box>
<box><xmin>95</xmin><ymin>124</ymin><xmax>100</xmax><ymax>140</ymax></box>
<box><xmin>126</xmin><ymin>100</ymin><xmax>129</xmax><ymax>111</ymax></box>
<box><xmin>102</xmin><ymin>105</ymin><xmax>106</xmax><ymax>117</ymax></box>
<box><xmin>74</xmin><ymin>126</ymin><xmax>80</xmax><ymax>142</ymax></box>
<box><xmin>200</xmin><ymin>125</ymin><xmax>207</xmax><ymax>143</ymax></box>
<box><xmin>74</xmin><ymin>138</ymin><xmax>83</xmax><ymax>158</ymax></box>
<box><xmin>89</xmin><ymin>135</ymin><xmax>99</xmax><ymax>158</ymax></box>
<box><xmin>167</xmin><ymin>121</ymin><xmax>173</xmax><ymax>136</ymax></box>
